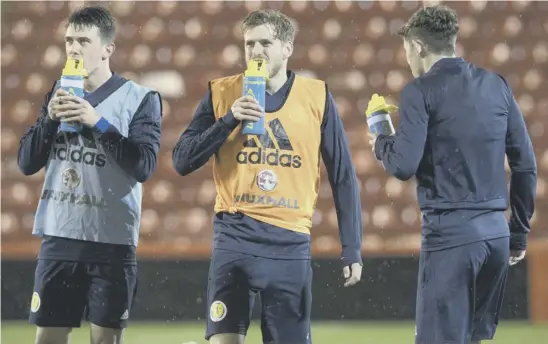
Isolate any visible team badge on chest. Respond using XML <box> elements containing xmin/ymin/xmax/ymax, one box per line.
<box><xmin>62</xmin><ymin>168</ymin><xmax>81</xmax><ymax>190</ymax></box>
<box><xmin>256</xmin><ymin>169</ymin><xmax>278</xmax><ymax>191</ymax></box>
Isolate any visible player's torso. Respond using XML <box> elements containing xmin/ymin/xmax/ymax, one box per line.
<box><xmin>210</xmin><ymin>74</ymin><xmax>326</xmax><ymax>233</ymax></box>
<box><xmin>34</xmin><ymin>80</ymin><xmax>150</xmax><ymax>246</ymax></box>
<box><xmin>415</xmin><ymin>68</ymin><xmax>509</xmax><ymax>210</ymax></box>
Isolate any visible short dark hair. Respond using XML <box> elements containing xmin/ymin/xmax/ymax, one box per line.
<box><xmin>397</xmin><ymin>5</ymin><xmax>459</xmax><ymax>55</ymax></box>
<box><xmin>242</xmin><ymin>9</ymin><xmax>297</xmax><ymax>43</ymax></box>
<box><xmin>67</xmin><ymin>5</ymin><xmax>116</xmax><ymax>43</ymax></box>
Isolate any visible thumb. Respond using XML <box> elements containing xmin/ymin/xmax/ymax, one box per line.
<box><xmin>343</xmin><ymin>266</ymin><xmax>350</xmax><ymax>279</ymax></box>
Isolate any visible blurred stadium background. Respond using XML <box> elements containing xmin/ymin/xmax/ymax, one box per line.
<box><xmin>1</xmin><ymin>1</ymin><xmax>547</xmax><ymax>343</ymax></box>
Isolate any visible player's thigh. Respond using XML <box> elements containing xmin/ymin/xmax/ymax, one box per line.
<box><xmin>209</xmin><ymin>333</ymin><xmax>245</xmax><ymax>344</ymax></box>
<box><xmin>260</xmin><ymin>258</ymin><xmax>313</xmax><ymax>344</ymax></box>
<box><xmin>90</xmin><ymin>323</ymin><xmax>124</xmax><ymax>344</ymax></box>
<box><xmin>86</xmin><ymin>263</ymin><xmax>138</xmax><ymax>330</ymax></box>
<box><xmin>415</xmin><ymin>243</ymin><xmax>488</xmax><ymax>344</ymax></box>
<box><xmin>29</xmin><ymin>260</ymin><xmax>88</xmax><ymax>329</ymax></box>
<box><xmin>206</xmin><ymin>249</ymin><xmax>255</xmax><ymax>340</ymax></box>
<box><xmin>35</xmin><ymin>327</ymin><xmax>72</xmax><ymax>344</ymax></box>
<box><xmin>472</xmin><ymin>237</ymin><xmax>510</xmax><ymax>341</ymax></box>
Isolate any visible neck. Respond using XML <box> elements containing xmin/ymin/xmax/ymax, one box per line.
<box><xmin>84</xmin><ymin>64</ymin><xmax>112</xmax><ymax>92</ymax></box>
<box><xmin>266</xmin><ymin>68</ymin><xmax>288</xmax><ymax>95</ymax></box>
<box><xmin>423</xmin><ymin>54</ymin><xmax>456</xmax><ymax>74</ymax></box>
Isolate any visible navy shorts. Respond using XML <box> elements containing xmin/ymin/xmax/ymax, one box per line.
<box><xmin>205</xmin><ymin>249</ymin><xmax>312</xmax><ymax>344</ymax></box>
<box><xmin>415</xmin><ymin>237</ymin><xmax>509</xmax><ymax>344</ymax></box>
<box><xmin>28</xmin><ymin>260</ymin><xmax>138</xmax><ymax>329</ymax></box>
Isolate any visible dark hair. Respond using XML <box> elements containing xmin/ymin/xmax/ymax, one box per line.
<box><xmin>397</xmin><ymin>5</ymin><xmax>459</xmax><ymax>55</ymax></box>
<box><xmin>67</xmin><ymin>5</ymin><xmax>116</xmax><ymax>43</ymax></box>
<box><xmin>242</xmin><ymin>9</ymin><xmax>297</xmax><ymax>43</ymax></box>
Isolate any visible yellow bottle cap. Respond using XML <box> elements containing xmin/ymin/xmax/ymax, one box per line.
<box><xmin>245</xmin><ymin>59</ymin><xmax>269</xmax><ymax>80</ymax></box>
<box><xmin>62</xmin><ymin>58</ymin><xmax>88</xmax><ymax>77</ymax></box>
<box><xmin>365</xmin><ymin>93</ymin><xmax>398</xmax><ymax>117</ymax></box>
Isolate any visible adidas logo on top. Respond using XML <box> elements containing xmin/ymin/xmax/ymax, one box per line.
<box><xmin>236</xmin><ymin>118</ymin><xmax>302</xmax><ymax>168</ymax></box>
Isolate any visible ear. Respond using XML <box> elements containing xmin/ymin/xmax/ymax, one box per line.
<box><xmin>411</xmin><ymin>39</ymin><xmax>427</xmax><ymax>58</ymax></box>
<box><xmin>102</xmin><ymin>42</ymin><xmax>115</xmax><ymax>60</ymax></box>
<box><xmin>282</xmin><ymin>41</ymin><xmax>293</xmax><ymax>59</ymax></box>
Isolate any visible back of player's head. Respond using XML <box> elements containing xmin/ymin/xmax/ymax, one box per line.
<box><xmin>397</xmin><ymin>4</ymin><xmax>459</xmax><ymax>55</ymax></box>
<box><xmin>241</xmin><ymin>9</ymin><xmax>297</xmax><ymax>43</ymax></box>
<box><xmin>68</xmin><ymin>5</ymin><xmax>116</xmax><ymax>43</ymax></box>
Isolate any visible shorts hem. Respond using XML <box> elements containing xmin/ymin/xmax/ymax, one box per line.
<box><xmin>29</xmin><ymin>319</ymin><xmax>82</xmax><ymax>328</ymax></box>
<box><xmin>471</xmin><ymin>334</ymin><xmax>496</xmax><ymax>341</ymax></box>
<box><xmin>205</xmin><ymin>330</ymin><xmax>246</xmax><ymax>340</ymax></box>
<box><xmin>89</xmin><ymin>319</ymin><xmax>127</xmax><ymax>330</ymax></box>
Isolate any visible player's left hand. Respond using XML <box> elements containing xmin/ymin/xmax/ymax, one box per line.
<box><xmin>343</xmin><ymin>263</ymin><xmax>362</xmax><ymax>287</ymax></box>
<box><xmin>54</xmin><ymin>94</ymin><xmax>101</xmax><ymax>128</ymax></box>
<box><xmin>509</xmin><ymin>250</ymin><xmax>526</xmax><ymax>266</ymax></box>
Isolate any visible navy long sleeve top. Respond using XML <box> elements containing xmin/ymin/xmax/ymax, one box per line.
<box><xmin>375</xmin><ymin>58</ymin><xmax>536</xmax><ymax>250</ymax></box>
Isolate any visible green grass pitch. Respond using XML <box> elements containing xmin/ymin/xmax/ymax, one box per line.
<box><xmin>2</xmin><ymin>320</ymin><xmax>547</xmax><ymax>343</ymax></box>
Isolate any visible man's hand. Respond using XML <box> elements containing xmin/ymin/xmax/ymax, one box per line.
<box><xmin>343</xmin><ymin>263</ymin><xmax>362</xmax><ymax>287</ymax></box>
<box><xmin>368</xmin><ymin>132</ymin><xmax>385</xmax><ymax>170</ymax></box>
<box><xmin>53</xmin><ymin>92</ymin><xmax>101</xmax><ymax>128</ymax></box>
<box><xmin>47</xmin><ymin>88</ymin><xmax>71</xmax><ymax>121</ymax></box>
<box><xmin>231</xmin><ymin>95</ymin><xmax>264</xmax><ymax>122</ymax></box>
<box><xmin>509</xmin><ymin>250</ymin><xmax>526</xmax><ymax>266</ymax></box>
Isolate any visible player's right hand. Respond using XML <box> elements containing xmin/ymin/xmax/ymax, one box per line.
<box><xmin>343</xmin><ymin>262</ymin><xmax>362</xmax><ymax>287</ymax></box>
<box><xmin>48</xmin><ymin>88</ymin><xmax>70</xmax><ymax>121</ymax></box>
<box><xmin>231</xmin><ymin>95</ymin><xmax>264</xmax><ymax>122</ymax></box>
<box><xmin>509</xmin><ymin>250</ymin><xmax>526</xmax><ymax>266</ymax></box>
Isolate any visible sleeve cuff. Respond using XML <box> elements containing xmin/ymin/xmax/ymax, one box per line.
<box><xmin>44</xmin><ymin>114</ymin><xmax>60</xmax><ymax>128</ymax></box>
<box><xmin>341</xmin><ymin>248</ymin><xmax>363</xmax><ymax>267</ymax></box>
<box><xmin>374</xmin><ymin>134</ymin><xmax>389</xmax><ymax>160</ymax></box>
<box><xmin>510</xmin><ymin>232</ymin><xmax>528</xmax><ymax>251</ymax></box>
<box><xmin>220</xmin><ymin>111</ymin><xmax>240</xmax><ymax>130</ymax></box>
<box><xmin>93</xmin><ymin>117</ymin><xmax>110</xmax><ymax>134</ymax></box>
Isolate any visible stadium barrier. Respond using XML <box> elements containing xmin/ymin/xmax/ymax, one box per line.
<box><xmin>529</xmin><ymin>240</ymin><xmax>548</xmax><ymax>324</ymax></box>
<box><xmin>2</xmin><ymin>254</ymin><xmax>530</xmax><ymax>322</ymax></box>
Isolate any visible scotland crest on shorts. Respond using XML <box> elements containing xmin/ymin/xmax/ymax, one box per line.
<box><xmin>209</xmin><ymin>300</ymin><xmax>227</xmax><ymax>322</ymax></box>
<box><xmin>62</xmin><ymin>168</ymin><xmax>80</xmax><ymax>190</ymax></box>
<box><xmin>30</xmin><ymin>292</ymin><xmax>41</xmax><ymax>313</ymax></box>
<box><xmin>256</xmin><ymin>169</ymin><xmax>278</xmax><ymax>191</ymax></box>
